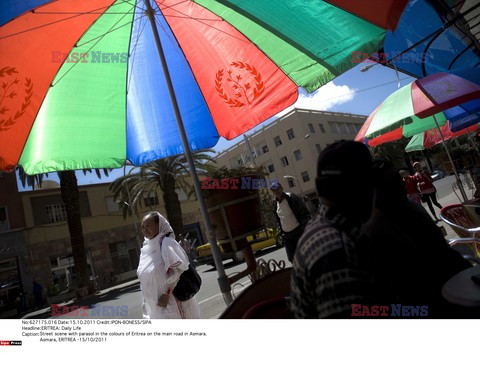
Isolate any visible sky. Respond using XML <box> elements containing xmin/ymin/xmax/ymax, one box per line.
<box><xmin>17</xmin><ymin>62</ymin><xmax>415</xmax><ymax>191</ymax></box>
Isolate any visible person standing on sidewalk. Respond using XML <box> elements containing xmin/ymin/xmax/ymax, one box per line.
<box><xmin>137</xmin><ymin>212</ymin><xmax>200</xmax><ymax>319</ymax></box>
<box><xmin>271</xmin><ymin>182</ymin><xmax>311</xmax><ymax>262</ymax></box>
<box><xmin>413</xmin><ymin>162</ymin><xmax>443</xmax><ymax>221</ymax></box>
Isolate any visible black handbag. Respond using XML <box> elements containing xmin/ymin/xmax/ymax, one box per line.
<box><xmin>161</xmin><ymin>233</ymin><xmax>202</xmax><ymax>302</ymax></box>
<box><xmin>173</xmin><ymin>263</ymin><xmax>202</xmax><ymax>302</ymax></box>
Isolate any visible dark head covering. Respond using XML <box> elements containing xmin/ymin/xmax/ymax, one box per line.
<box><xmin>316</xmin><ymin>140</ymin><xmax>373</xmax><ymax>199</ymax></box>
<box><xmin>315</xmin><ymin>140</ymin><xmax>374</xmax><ymax>224</ymax></box>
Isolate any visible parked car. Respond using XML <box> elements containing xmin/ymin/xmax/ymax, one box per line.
<box><xmin>431</xmin><ymin>170</ymin><xmax>446</xmax><ymax>181</ymax></box>
<box><xmin>196</xmin><ymin>228</ymin><xmax>282</xmax><ymax>265</ymax></box>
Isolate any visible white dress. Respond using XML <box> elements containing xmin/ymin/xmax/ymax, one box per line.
<box><xmin>137</xmin><ymin>235</ymin><xmax>201</xmax><ymax>319</ymax></box>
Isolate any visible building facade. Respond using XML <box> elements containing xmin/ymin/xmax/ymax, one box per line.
<box><xmin>0</xmin><ymin>174</ymin><xmax>204</xmax><ymax>317</ymax></box>
<box><xmin>0</xmin><ymin>172</ymin><xmax>29</xmax><ymax>317</ymax></box>
<box><xmin>214</xmin><ymin>108</ymin><xmax>367</xmax><ymax>209</ymax></box>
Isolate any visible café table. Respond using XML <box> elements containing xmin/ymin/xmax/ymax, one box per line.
<box><xmin>442</xmin><ymin>266</ymin><xmax>480</xmax><ymax>307</ymax></box>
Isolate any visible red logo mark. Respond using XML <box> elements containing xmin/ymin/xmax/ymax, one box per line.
<box><xmin>0</xmin><ymin>67</ymin><xmax>33</xmax><ymax>132</ymax></box>
<box><xmin>215</xmin><ymin>61</ymin><xmax>264</xmax><ymax>107</ymax></box>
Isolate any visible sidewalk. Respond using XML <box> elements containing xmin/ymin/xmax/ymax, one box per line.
<box><xmin>20</xmin><ymin>278</ymin><xmax>140</xmax><ymax>319</ymax></box>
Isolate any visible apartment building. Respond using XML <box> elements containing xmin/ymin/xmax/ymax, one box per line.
<box><xmin>215</xmin><ymin>108</ymin><xmax>367</xmax><ymax>209</ymax></box>
<box><xmin>0</xmin><ymin>173</ymin><xmax>204</xmax><ymax>316</ymax></box>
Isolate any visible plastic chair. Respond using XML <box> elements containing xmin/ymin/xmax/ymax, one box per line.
<box><xmin>440</xmin><ymin>204</ymin><xmax>480</xmax><ymax>259</ymax></box>
<box><xmin>219</xmin><ymin>268</ymin><xmax>293</xmax><ymax>319</ymax></box>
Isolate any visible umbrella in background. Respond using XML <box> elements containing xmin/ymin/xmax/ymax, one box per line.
<box><xmin>355</xmin><ymin>103</ymin><xmax>480</xmax><ymax>147</ymax></box>
<box><xmin>444</xmin><ymin>99</ymin><xmax>480</xmax><ymax>132</ymax></box>
<box><xmin>358</xmin><ymin>70</ymin><xmax>480</xmax><ymax>201</ymax></box>
<box><xmin>405</xmin><ymin>121</ymin><xmax>479</xmax><ymax>152</ymax></box>
<box><xmin>380</xmin><ymin>1</ymin><xmax>480</xmax><ymax>78</ymax></box>
<box><xmin>364</xmin><ymin>72</ymin><xmax>480</xmax><ymax>140</ymax></box>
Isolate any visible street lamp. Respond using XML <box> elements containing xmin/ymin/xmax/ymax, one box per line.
<box><xmin>289</xmin><ymin>134</ymin><xmax>310</xmax><ymax>202</ymax></box>
<box><xmin>360</xmin><ymin>64</ymin><xmax>377</xmax><ymax>72</ymax></box>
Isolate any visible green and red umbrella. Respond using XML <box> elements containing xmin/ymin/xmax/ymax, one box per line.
<box><xmin>405</xmin><ymin>122</ymin><xmax>479</xmax><ymax>152</ymax></box>
<box><xmin>355</xmin><ymin>71</ymin><xmax>480</xmax><ymax>146</ymax></box>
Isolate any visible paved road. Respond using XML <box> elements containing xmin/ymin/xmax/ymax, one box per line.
<box><xmin>35</xmin><ymin>244</ymin><xmax>289</xmax><ymax>319</ymax></box>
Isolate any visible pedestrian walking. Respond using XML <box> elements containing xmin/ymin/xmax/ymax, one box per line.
<box><xmin>399</xmin><ymin>169</ymin><xmax>421</xmax><ymax>204</ymax></box>
<box><xmin>270</xmin><ymin>182</ymin><xmax>311</xmax><ymax>262</ymax></box>
<box><xmin>137</xmin><ymin>212</ymin><xmax>201</xmax><ymax>319</ymax></box>
<box><xmin>413</xmin><ymin>162</ymin><xmax>442</xmax><ymax>221</ymax></box>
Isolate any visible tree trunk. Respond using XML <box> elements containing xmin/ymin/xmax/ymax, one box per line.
<box><xmin>162</xmin><ymin>173</ymin><xmax>183</xmax><ymax>239</ymax></box>
<box><xmin>58</xmin><ymin>171</ymin><xmax>90</xmax><ymax>291</ymax></box>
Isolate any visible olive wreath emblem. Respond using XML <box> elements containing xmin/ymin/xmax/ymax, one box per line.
<box><xmin>0</xmin><ymin>66</ymin><xmax>33</xmax><ymax>132</ymax></box>
<box><xmin>215</xmin><ymin>61</ymin><xmax>264</xmax><ymax>107</ymax></box>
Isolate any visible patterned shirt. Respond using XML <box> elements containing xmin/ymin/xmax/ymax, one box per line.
<box><xmin>290</xmin><ymin>204</ymin><xmax>380</xmax><ymax>318</ymax></box>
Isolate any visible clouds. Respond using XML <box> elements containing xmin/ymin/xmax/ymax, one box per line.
<box><xmin>294</xmin><ymin>82</ymin><xmax>357</xmax><ymax>110</ymax></box>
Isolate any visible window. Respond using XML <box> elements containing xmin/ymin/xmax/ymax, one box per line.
<box><xmin>346</xmin><ymin>123</ymin><xmax>356</xmax><ymax>134</ymax></box>
<box><xmin>109</xmin><ymin>240</ymin><xmax>139</xmax><ymax>274</ymax></box>
<box><xmin>268</xmin><ymin>164</ymin><xmax>275</xmax><ymax>173</ymax></box>
<box><xmin>280</xmin><ymin>156</ymin><xmax>289</xmax><ymax>166</ymax></box>
<box><xmin>105</xmin><ymin>196</ymin><xmax>122</xmax><ymax>214</ymax></box>
<box><xmin>328</xmin><ymin>121</ymin><xmax>338</xmax><ymax>133</ymax></box>
<box><xmin>287</xmin><ymin>178</ymin><xmax>295</xmax><ymax>188</ymax></box>
<box><xmin>294</xmin><ymin>149</ymin><xmax>302</xmax><ymax>161</ymax></box>
<box><xmin>143</xmin><ymin>192</ymin><xmax>159</xmax><ymax>207</ymax></box>
<box><xmin>308</xmin><ymin>123</ymin><xmax>315</xmax><ymax>133</ymax></box>
<box><xmin>45</xmin><ymin>204</ymin><xmax>67</xmax><ymax>223</ymax></box>
<box><xmin>319</xmin><ymin>124</ymin><xmax>325</xmax><ymax>133</ymax></box>
<box><xmin>0</xmin><ymin>206</ymin><xmax>8</xmax><ymax>232</ymax></box>
<box><xmin>262</xmin><ymin>145</ymin><xmax>269</xmax><ymax>153</ymax></box>
<box><xmin>316</xmin><ymin>144</ymin><xmax>322</xmax><ymax>154</ymax></box>
<box><xmin>337</xmin><ymin>122</ymin><xmax>347</xmax><ymax>134</ymax></box>
<box><xmin>287</xmin><ymin>128</ymin><xmax>295</xmax><ymax>140</ymax></box>
<box><xmin>50</xmin><ymin>254</ymin><xmax>75</xmax><ymax>291</ymax></box>
<box><xmin>301</xmin><ymin>171</ymin><xmax>310</xmax><ymax>182</ymax></box>
<box><xmin>274</xmin><ymin>136</ymin><xmax>282</xmax><ymax>147</ymax></box>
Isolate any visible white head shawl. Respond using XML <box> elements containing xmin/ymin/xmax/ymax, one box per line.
<box><xmin>155</xmin><ymin>212</ymin><xmax>176</xmax><ymax>240</ymax></box>
<box><xmin>137</xmin><ymin>212</ymin><xmax>175</xmax><ymax>277</ymax></box>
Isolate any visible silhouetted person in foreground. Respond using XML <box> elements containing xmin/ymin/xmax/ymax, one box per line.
<box><xmin>364</xmin><ymin>160</ymin><xmax>471</xmax><ymax>318</ymax></box>
<box><xmin>290</xmin><ymin>141</ymin><xmax>384</xmax><ymax>318</ymax></box>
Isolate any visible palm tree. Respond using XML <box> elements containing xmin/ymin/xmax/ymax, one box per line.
<box><xmin>17</xmin><ymin>167</ymin><xmax>110</xmax><ymax>294</ymax></box>
<box><xmin>16</xmin><ymin>166</ymin><xmax>48</xmax><ymax>190</ymax></box>
<box><xmin>110</xmin><ymin>150</ymin><xmax>214</xmax><ymax>238</ymax></box>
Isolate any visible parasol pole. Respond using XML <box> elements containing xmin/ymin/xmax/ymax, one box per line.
<box><xmin>144</xmin><ymin>0</ymin><xmax>233</xmax><ymax>305</ymax></box>
<box><xmin>433</xmin><ymin>115</ymin><xmax>468</xmax><ymax>201</ymax></box>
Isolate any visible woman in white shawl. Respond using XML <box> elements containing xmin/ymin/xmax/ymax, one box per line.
<box><xmin>137</xmin><ymin>212</ymin><xmax>201</xmax><ymax>319</ymax></box>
